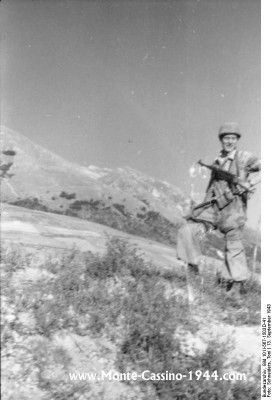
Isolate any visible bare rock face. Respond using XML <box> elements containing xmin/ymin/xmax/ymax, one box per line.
<box><xmin>0</xmin><ymin>126</ymin><xmax>131</xmax><ymax>207</ymax></box>
<box><xmin>0</xmin><ymin>126</ymin><xmax>187</xmax><ymax>222</ymax></box>
<box><xmin>100</xmin><ymin>166</ymin><xmax>190</xmax><ymax>223</ymax></box>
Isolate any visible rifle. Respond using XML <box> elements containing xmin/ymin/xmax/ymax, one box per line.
<box><xmin>192</xmin><ymin>198</ymin><xmax>216</xmax><ymax>211</ymax></box>
<box><xmin>197</xmin><ymin>159</ymin><xmax>255</xmax><ymax>194</ymax></box>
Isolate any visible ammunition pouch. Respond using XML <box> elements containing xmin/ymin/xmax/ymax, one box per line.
<box><xmin>224</xmin><ymin>187</ymin><xmax>235</xmax><ymax>201</ymax></box>
<box><xmin>214</xmin><ymin>181</ymin><xmax>235</xmax><ymax>210</ymax></box>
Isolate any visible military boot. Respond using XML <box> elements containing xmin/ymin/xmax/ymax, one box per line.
<box><xmin>188</xmin><ymin>263</ymin><xmax>199</xmax><ymax>276</ymax></box>
<box><xmin>226</xmin><ymin>282</ymin><xmax>243</xmax><ymax>301</ymax></box>
<box><xmin>239</xmin><ymin>281</ymin><xmax>247</xmax><ymax>295</ymax></box>
<box><xmin>216</xmin><ymin>276</ymin><xmax>234</xmax><ymax>292</ymax></box>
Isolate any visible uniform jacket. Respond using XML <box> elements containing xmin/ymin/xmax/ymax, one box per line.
<box><xmin>204</xmin><ymin>149</ymin><xmax>261</xmax><ymax>209</ymax></box>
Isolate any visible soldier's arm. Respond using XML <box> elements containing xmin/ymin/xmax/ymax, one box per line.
<box><xmin>244</xmin><ymin>152</ymin><xmax>261</xmax><ymax>187</ymax></box>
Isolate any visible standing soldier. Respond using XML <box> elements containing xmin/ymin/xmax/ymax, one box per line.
<box><xmin>177</xmin><ymin>122</ymin><xmax>261</xmax><ymax>295</ymax></box>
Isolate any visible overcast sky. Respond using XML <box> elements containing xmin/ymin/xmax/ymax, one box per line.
<box><xmin>2</xmin><ymin>0</ymin><xmax>261</xmax><ymax>227</ymax></box>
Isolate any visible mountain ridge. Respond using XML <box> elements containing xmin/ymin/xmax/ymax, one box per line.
<box><xmin>0</xmin><ymin>125</ymin><xmax>189</xmax><ymax>223</ymax></box>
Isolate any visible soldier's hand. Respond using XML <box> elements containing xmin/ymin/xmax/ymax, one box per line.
<box><xmin>236</xmin><ymin>181</ymin><xmax>253</xmax><ymax>194</ymax></box>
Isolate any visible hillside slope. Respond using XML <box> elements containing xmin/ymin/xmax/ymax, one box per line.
<box><xmin>1</xmin><ymin>203</ymin><xmax>261</xmax><ymax>400</ymax></box>
<box><xmin>1</xmin><ymin>203</ymin><xmax>183</xmax><ymax>271</ymax></box>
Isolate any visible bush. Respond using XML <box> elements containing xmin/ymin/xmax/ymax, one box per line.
<box><xmin>10</xmin><ymin>197</ymin><xmax>50</xmax><ymax>212</ymax></box>
<box><xmin>59</xmin><ymin>191</ymin><xmax>76</xmax><ymax>200</ymax></box>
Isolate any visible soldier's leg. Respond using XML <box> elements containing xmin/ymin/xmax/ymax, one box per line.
<box><xmin>177</xmin><ymin>207</ymin><xmax>217</xmax><ymax>304</ymax></box>
<box><xmin>221</xmin><ymin>227</ymin><xmax>250</xmax><ymax>283</ymax></box>
<box><xmin>176</xmin><ymin>219</ymin><xmax>206</xmax><ymax>266</ymax></box>
<box><xmin>217</xmin><ymin>197</ymin><xmax>249</xmax><ymax>293</ymax></box>
<box><xmin>176</xmin><ymin>205</ymin><xmax>216</xmax><ymax>266</ymax></box>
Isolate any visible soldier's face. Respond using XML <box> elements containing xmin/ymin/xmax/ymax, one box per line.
<box><xmin>221</xmin><ymin>134</ymin><xmax>239</xmax><ymax>153</ymax></box>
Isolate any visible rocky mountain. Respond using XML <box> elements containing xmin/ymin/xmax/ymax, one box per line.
<box><xmin>0</xmin><ymin>126</ymin><xmax>189</xmax><ymax>219</ymax></box>
<box><xmin>0</xmin><ymin>126</ymin><xmax>137</xmax><ymax>209</ymax></box>
<box><xmin>99</xmin><ymin>166</ymin><xmax>188</xmax><ymax>224</ymax></box>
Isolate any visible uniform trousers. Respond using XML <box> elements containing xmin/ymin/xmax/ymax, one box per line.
<box><xmin>176</xmin><ymin>196</ymin><xmax>250</xmax><ymax>282</ymax></box>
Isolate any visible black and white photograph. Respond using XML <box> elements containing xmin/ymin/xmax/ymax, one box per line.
<box><xmin>1</xmin><ymin>0</ymin><xmax>267</xmax><ymax>399</ymax></box>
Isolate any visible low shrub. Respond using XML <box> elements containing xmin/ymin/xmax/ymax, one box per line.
<box><xmin>59</xmin><ymin>191</ymin><xmax>76</xmax><ymax>200</ymax></box>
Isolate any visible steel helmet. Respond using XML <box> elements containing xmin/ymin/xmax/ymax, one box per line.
<box><xmin>218</xmin><ymin>122</ymin><xmax>241</xmax><ymax>140</ymax></box>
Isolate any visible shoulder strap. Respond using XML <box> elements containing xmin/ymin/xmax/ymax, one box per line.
<box><xmin>235</xmin><ymin>150</ymin><xmax>240</xmax><ymax>177</ymax></box>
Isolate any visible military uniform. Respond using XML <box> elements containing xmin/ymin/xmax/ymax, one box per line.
<box><xmin>177</xmin><ymin>124</ymin><xmax>260</xmax><ymax>287</ymax></box>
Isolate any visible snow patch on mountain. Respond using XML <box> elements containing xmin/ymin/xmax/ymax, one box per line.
<box><xmin>87</xmin><ymin>165</ymin><xmax>112</xmax><ymax>179</ymax></box>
